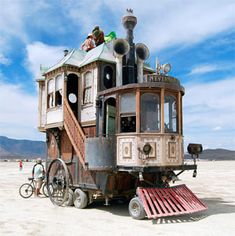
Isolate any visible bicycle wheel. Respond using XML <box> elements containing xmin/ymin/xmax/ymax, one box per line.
<box><xmin>19</xmin><ymin>183</ymin><xmax>34</xmax><ymax>198</ymax></box>
<box><xmin>42</xmin><ymin>183</ymin><xmax>49</xmax><ymax>197</ymax></box>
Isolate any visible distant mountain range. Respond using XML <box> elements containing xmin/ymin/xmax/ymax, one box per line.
<box><xmin>0</xmin><ymin>135</ymin><xmax>234</xmax><ymax>161</ymax></box>
<box><xmin>0</xmin><ymin>136</ymin><xmax>46</xmax><ymax>160</ymax></box>
<box><xmin>185</xmin><ymin>148</ymin><xmax>235</xmax><ymax>161</ymax></box>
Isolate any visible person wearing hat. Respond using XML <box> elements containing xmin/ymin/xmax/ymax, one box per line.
<box><xmin>92</xmin><ymin>26</ymin><xmax>104</xmax><ymax>46</ymax></box>
<box><xmin>32</xmin><ymin>158</ymin><xmax>45</xmax><ymax>196</ymax></box>
<box><xmin>81</xmin><ymin>33</ymin><xmax>95</xmax><ymax>52</ymax></box>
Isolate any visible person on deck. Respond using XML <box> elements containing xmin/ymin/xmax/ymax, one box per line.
<box><xmin>92</xmin><ymin>26</ymin><xmax>105</xmax><ymax>46</ymax></box>
<box><xmin>81</xmin><ymin>33</ymin><xmax>95</xmax><ymax>52</ymax></box>
<box><xmin>32</xmin><ymin>158</ymin><xmax>45</xmax><ymax>197</ymax></box>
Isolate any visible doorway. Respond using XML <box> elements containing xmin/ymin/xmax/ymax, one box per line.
<box><xmin>104</xmin><ymin>97</ymin><xmax>116</xmax><ymax>137</ymax></box>
<box><xmin>66</xmin><ymin>74</ymin><xmax>78</xmax><ymax>119</ymax></box>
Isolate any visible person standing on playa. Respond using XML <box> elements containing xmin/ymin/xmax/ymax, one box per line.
<box><xmin>32</xmin><ymin>158</ymin><xmax>45</xmax><ymax>197</ymax></box>
<box><xmin>19</xmin><ymin>160</ymin><xmax>23</xmax><ymax>171</ymax></box>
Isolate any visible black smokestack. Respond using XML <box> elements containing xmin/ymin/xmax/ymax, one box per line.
<box><xmin>122</xmin><ymin>9</ymin><xmax>137</xmax><ymax>84</ymax></box>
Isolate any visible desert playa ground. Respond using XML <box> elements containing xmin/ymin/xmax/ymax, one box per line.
<box><xmin>0</xmin><ymin>161</ymin><xmax>235</xmax><ymax>236</ymax></box>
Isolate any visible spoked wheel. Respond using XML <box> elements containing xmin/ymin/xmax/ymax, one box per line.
<box><xmin>129</xmin><ymin>197</ymin><xmax>146</xmax><ymax>220</ymax></box>
<box><xmin>42</xmin><ymin>182</ymin><xmax>49</xmax><ymax>197</ymax></box>
<box><xmin>19</xmin><ymin>183</ymin><xmax>34</xmax><ymax>198</ymax></box>
<box><xmin>46</xmin><ymin>158</ymin><xmax>69</xmax><ymax>206</ymax></box>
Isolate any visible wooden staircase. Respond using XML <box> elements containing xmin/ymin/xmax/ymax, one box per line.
<box><xmin>64</xmin><ymin>99</ymin><xmax>86</xmax><ymax>167</ymax></box>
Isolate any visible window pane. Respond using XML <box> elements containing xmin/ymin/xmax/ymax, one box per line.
<box><xmin>85</xmin><ymin>72</ymin><xmax>92</xmax><ymax>87</ymax></box>
<box><xmin>48</xmin><ymin>79</ymin><xmax>54</xmax><ymax>93</ymax></box>
<box><xmin>55</xmin><ymin>75</ymin><xmax>63</xmax><ymax>91</ymax></box>
<box><xmin>141</xmin><ymin>93</ymin><xmax>160</xmax><ymax>132</ymax></box>
<box><xmin>120</xmin><ymin>93</ymin><xmax>136</xmax><ymax>113</ymax></box>
<box><xmin>164</xmin><ymin>95</ymin><xmax>177</xmax><ymax>133</ymax></box>
<box><xmin>84</xmin><ymin>72</ymin><xmax>92</xmax><ymax>104</ymax></box>
<box><xmin>84</xmin><ymin>88</ymin><xmax>92</xmax><ymax>104</ymax></box>
<box><xmin>121</xmin><ymin>116</ymin><xmax>136</xmax><ymax>132</ymax></box>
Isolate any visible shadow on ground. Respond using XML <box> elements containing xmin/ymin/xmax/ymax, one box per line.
<box><xmin>82</xmin><ymin>197</ymin><xmax>235</xmax><ymax>224</ymax></box>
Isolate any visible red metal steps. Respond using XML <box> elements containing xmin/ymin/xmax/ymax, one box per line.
<box><xmin>137</xmin><ymin>184</ymin><xmax>207</xmax><ymax>219</ymax></box>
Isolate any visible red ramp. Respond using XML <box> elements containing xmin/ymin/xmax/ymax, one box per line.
<box><xmin>137</xmin><ymin>184</ymin><xmax>207</xmax><ymax>219</ymax></box>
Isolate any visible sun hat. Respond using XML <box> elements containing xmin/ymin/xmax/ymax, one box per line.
<box><xmin>87</xmin><ymin>33</ymin><xmax>93</xmax><ymax>39</ymax></box>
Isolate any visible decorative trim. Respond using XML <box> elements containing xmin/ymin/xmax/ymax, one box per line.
<box><xmin>122</xmin><ymin>142</ymin><xmax>132</xmax><ymax>158</ymax></box>
<box><xmin>168</xmin><ymin>142</ymin><xmax>176</xmax><ymax>159</ymax></box>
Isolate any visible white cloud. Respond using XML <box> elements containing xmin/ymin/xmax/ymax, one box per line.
<box><xmin>213</xmin><ymin>126</ymin><xmax>222</xmax><ymax>131</ymax></box>
<box><xmin>189</xmin><ymin>64</ymin><xmax>219</xmax><ymax>75</ymax></box>
<box><xmin>189</xmin><ymin>62</ymin><xmax>235</xmax><ymax>76</ymax></box>
<box><xmin>0</xmin><ymin>81</ymin><xmax>44</xmax><ymax>141</ymax></box>
<box><xmin>1</xmin><ymin>0</ymin><xmax>235</xmax><ymax>53</ymax></box>
<box><xmin>25</xmin><ymin>42</ymin><xmax>66</xmax><ymax>78</ymax></box>
<box><xmin>183</xmin><ymin>77</ymin><xmax>235</xmax><ymax>149</ymax></box>
<box><xmin>101</xmin><ymin>0</ymin><xmax>235</xmax><ymax>51</ymax></box>
<box><xmin>0</xmin><ymin>53</ymin><xmax>11</xmax><ymax>65</ymax></box>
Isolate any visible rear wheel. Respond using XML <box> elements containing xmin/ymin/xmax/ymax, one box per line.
<box><xmin>73</xmin><ymin>188</ymin><xmax>88</xmax><ymax>209</ymax></box>
<box><xmin>19</xmin><ymin>183</ymin><xmax>34</xmax><ymax>198</ymax></box>
<box><xmin>129</xmin><ymin>197</ymin><xmax>146</xmax><ymax>220</ymax></box>
<box><xmin>42</xmin><ymin>183</ymin><xmax>49</xmax><ymax>197</ymax></box>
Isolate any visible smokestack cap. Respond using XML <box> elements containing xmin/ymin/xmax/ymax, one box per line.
<box><xmin>122</xmin><ymin>9</ymin><xmax>137</xmax><ymax>30</ymax></box>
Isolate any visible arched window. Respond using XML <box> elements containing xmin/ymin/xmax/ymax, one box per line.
<box><xmin>164</xmin><ymin>95</ymin><xmax>177</xmax><ymax>133</ymax></box>
<box><xmin>83</xmin><ymin>71</ymin><xmax>93</xmax><ymax>104</ymax></box>
<box><xmin>103</xmin><ymin>66</ymin><xmax>113</xmax><ymax>89</ymax></box>
<box><xmin>141</xmin><ymin>93</ymin><xmax>160</xmax><ymax>132</ymax></box>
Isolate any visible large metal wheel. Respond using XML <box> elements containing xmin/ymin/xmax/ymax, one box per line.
<box><xmin>42</xmin><ymin>182</ymin><xmax>49</xmax><ymax>197</ymax></box>
<box><xmin>73</xmin><ymin>188</ymin><xmax>88</xmax><ymax>209</ymax></box>
<box><xmin>129</xmin><ymin>197</ymin><xmax>146</xmax><ymax>220</ymax></box>
<box><xmin>46</xmin><ymin>158</ymin><xmax>69</xmax><ymax>206</ymax></box>
<box><xmin>19</xmin><ymin>183</ymin><xmax>34</xmax><ymax>198</ymax></box>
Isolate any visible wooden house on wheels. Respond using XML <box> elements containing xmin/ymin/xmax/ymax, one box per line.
<box><xmin>37</xmin><ymin>10</ymin><xmax>206</xmax><ymax>220</ymax></box>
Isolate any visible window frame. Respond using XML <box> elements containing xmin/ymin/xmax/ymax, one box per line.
<box><xmin>47</xmin><ymin>78</ymin><xmax>55</xmax><ymax>109</ymax></box>
<box><xmin>140</xmin><ymin>92</ymin><xmax>161</xmax><ymax>133</ymax></box>
<box><xmin>164</xmin><ymin>93</ymin><xmax>178</xmax><ymax>133</ymax></box>
<box><xmin>83</xmin><ymin>71</ymin><xmax>93</xmax><ymax>105</ymax></box>
<box><xmin>119</xmin><ymin>92</ymin><xmax>136</xmax><ymax>133</ymax></box>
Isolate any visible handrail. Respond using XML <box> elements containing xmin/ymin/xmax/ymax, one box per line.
<box><xmin>64</xmin><ymin>99</ymin><xmax>86</xmax><ymax>167</ymax></box>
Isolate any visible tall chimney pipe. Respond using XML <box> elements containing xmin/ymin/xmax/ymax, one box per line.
<box><xmin>136</xmin><ymin>43</ymin><xmax>150</xmax><ymax>83</ymax></box>
<box><xmin>113</xmin><ymin>39</ymin><xmax>130</xmax><ymax>86</ymax></box>
<box><xmin>122</xmin><ymin>9</ymin><xmax>137</xmax><ymax>84</ymax></box>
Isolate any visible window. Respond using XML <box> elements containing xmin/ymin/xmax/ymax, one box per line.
<box><xmin>83</xmin><ymin>71</ymin><xmax>93</xmax><ymax>104</ymax></box>
<box><xmin>55</xmin><ymin>75</ymin><xmax>62</xmax><ymax>106</ymax></box>
<box><xmin>141</xmin><ymin>93</ymin><xmax>160</xmax><ymax>132</ymax></box>
<box><xmin>120</xmin><ymin>93</ymin><xmax>136</xmax><ymax>132</ymax></box>
<box><xmin>47</xmin><ymin>79</ymin><xmax>54</xmax><ymax>108</ymax></box>
<box><xmin>164</xmin><ymin>95</ymin><xmax>177</xmax><ymax>133</ymax></box>
<box><xmin>103</xmin><ymin>66</ymin><xmax>113</xmax><ymax>89</ymax></box>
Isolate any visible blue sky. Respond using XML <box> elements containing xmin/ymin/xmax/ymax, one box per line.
<box><xmin>0</xmin><ymin>0</ymin><xmax>235</xmax><ymax>150</ymax></box>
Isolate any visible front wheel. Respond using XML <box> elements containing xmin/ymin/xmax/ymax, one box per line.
<box><xmin>73</xmin><ymin>188</ymin><xmax>88</xmax><ymax>209</ymax></box>
<box><xmin>19</xmin><ymin>183</ymin><xmax>34</xmax><ymax>198</ymax></box>
<box><xmin>129</xmin><ymin>197</ymin><xmax>146</xmax><ymax>220</ymax></box>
